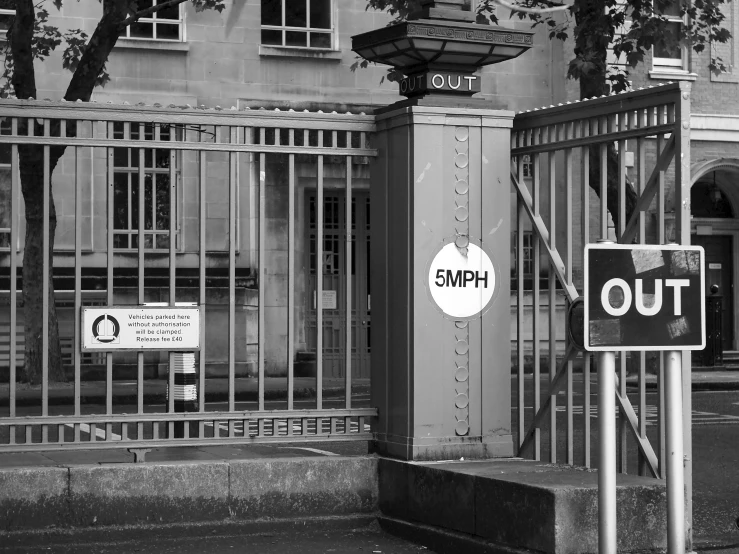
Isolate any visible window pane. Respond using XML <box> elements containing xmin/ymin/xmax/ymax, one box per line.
<box><xmin>155</xmin><ymin>147</ymin><xmax>170</xmax><ymax>169</ymax></box>
<box><xmin>156</xmin><ymin>0</ymin><xmax>179</xmax><ymax>20</ymax></box>
<box><xmin>130</xmin><ymin>22</ymin><xmax>153</xmax><ymax>38</ymax></box>
<box><xmin>261</xmin><ymin>0</ymin><xmax>281</xmax><ymax>26</ymax></box>
<box><xmin>310</xmin><ymin>32</ymin><xmax>331</xmax><ymax>48</ymax></box>
<box><xmin>286</xmin><ymin>0</ymin><xmax>307</xmax><ymax>27</ymax></box>
<box><xmin>310</xmin><ymin>0</ymin><xmax>331</xmax><ymax>29</ymax></box>
<box><xmin>0</xmin><ymin>14</ymin><xmax>13</xmax><ymax>33</ymax></box>
<box><xmin>114</xmin><ymin>147</ymin><xmax>128</xmax><ymax>168</ymax></box>
<box><xmin>286</xmin><ymin>30</ymin><xmax>307</xmax><ymax>47</ymax></box>
<box><xmin>157</xmin><ymin>23</ymin><xmax>179</xmax><ymax>40</ymax></box>
<box><xmin>113</xmin><ymin>173</ymin><xmax>130</xmax><ymax>230</ymax></box>
<box><xmin>654</xmin><ymin>21</ymin><xmax>681</xmax><ymax>59</ymax></box>
<box><xmin>155</xmin><ymin>175</ymin><xmax>171</xmax><ymax>230</ymax></box>
<box><xmin>656</xmin><ymin>0</ymin><xmax>680</xmax><ymax>17</ymax></box>
<box><xmin>261</xmin><ymin>29</ymin><xmax>282</xmax><ymax>45</ymax></box>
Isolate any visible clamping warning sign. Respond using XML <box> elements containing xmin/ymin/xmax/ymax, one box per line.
<box><xmin>82</xmin><ymin>306</ymin><xmax>201</xmax><ymax>351</ymax></box>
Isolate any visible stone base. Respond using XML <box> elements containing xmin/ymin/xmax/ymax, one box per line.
<box><xmin>378</xmin><ymin>457</ymin><xmax>671</xmax><ymax>554</ymax></box>
<box><xmin>372</xmin><ymin>433</ymin><xmax>514</xmax><ymax>461</ymax></box>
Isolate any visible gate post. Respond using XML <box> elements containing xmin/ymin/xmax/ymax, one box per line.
<box><xmin>370</xmin><ymin>102</ymin><xmax>514</xmax><ymax>460</ymax></box>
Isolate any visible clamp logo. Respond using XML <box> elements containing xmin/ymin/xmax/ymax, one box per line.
<box><xmin>92</xmin><ymin>314</ymin><xmax>120</xmax><ymax>344</ymax></box>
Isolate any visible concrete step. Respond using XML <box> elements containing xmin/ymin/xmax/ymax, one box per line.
<box><xmin>1</xmin><ymin>455</ymin><xmax>672</xmax><ymax>553</ymax></box>
<box><xmin>379</xmin><ymin>458</ymin><xmax>669</xmax><ymax>554</ymax></box>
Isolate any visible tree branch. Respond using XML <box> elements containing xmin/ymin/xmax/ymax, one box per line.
<box><xmin>119</xmin><ymin>0</ymin><xmax>188</xmax><ymax>29</ymax></box>
<box><xmin>10</xmin><ymin>0</ymin><xmax>36</xmax><ymax>99</ymax></box>
<box><xmin>63</xmin><ymin>0</ymin><xmax>128</xmax><ymax>101</ymax></box>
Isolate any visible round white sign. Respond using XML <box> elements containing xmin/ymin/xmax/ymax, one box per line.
<box><xmin>427</xmin><ymin>242</ymin><xmax>496</xmax><ymax>319</ymax></box>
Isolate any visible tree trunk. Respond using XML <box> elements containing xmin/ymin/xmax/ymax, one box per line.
<box><xmin>19</xmin><ymin>143</ymin><xmax>65</xmax><ymax>384</ymax></box>
<box><xmin>575</xmin><ymin>0</ymin><xmax>638</xmax><ymax>234</ymax></box>
<box><xmin>10</xmin><ymin>0</ymin><xmax>128</xmax><ymax>383</ymax></box>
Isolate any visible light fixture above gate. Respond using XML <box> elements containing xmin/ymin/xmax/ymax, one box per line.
<box><xmin>352</xmin><ymin>0</ymin><xmax>534</xmax><ymax>99</ymax></box>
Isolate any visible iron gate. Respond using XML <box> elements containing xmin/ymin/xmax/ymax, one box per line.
<box><xmin>0</xmin><ymin>99</ymin><xmax>377</xmax><ymax>453</ymax></box>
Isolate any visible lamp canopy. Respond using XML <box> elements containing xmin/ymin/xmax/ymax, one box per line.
<box><xmin>352</xmin><ymin>0</ymin><xmax>534</xmax><ymax>99</ymax></box>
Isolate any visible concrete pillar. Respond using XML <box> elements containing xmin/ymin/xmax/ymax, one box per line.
<box><xmin>370</xmin><ymin>102</ymin><xmax>514</xmax><ymax>461</ymax></box>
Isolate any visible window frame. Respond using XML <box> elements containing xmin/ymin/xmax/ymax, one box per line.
<box><xmin>652</xmin><ymin>0</ymin><xmax>689</xmax><ymax>73</ymax></box>
<box><xmin>112</xmin><ymin>123</ymin><xmax>182</xmax><ymax>252</ymax></box>
<box><xmin>0</xmin><ymin>6</ymin><xmax>14</xmax><ymax>39</ymax></box>
<box><xmin>260</xmin><ymin>0</ymin><xmax>336</xmax><ymax>51</ymax></box>
<box><xmin>123</xmin><ymin>1</ymin><xmax>185</xmax><ymax>42</ymax></box>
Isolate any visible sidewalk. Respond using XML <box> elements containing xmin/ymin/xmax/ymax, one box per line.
<box><xmin>625</xmin><ymin>368</ymin><xmax>739</xmax><ymax>391</ymax></box>
<box><xmin>0</xmin><ymin>377</ymin><xmax>371</xmax><ymax>407</ymax></box>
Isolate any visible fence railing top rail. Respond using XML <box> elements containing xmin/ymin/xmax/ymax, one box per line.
<box><xmin>512</xmin><ymin>81</ymin><xmax>688</xmax><ymax>131</ymax></box>
<box><xmin>0</xmin><ymin>98</ymin><xmax>376</xmax><ymax>130</ymax></box>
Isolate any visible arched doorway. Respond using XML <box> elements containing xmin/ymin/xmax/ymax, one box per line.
<box><xmin>691</xmin><ymin>162</ymin><xmax>739</xmax><ymax>351</ymax></box>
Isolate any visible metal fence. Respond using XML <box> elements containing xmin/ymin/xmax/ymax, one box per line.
<box><xmin>0</xmin><ymin>99</ymin><xmax>377</xmax><ymax>455</ymax></box>
<box><xmin>510</xmin><ymin>81</ymin><xmax>692</xmax><ymax>506</ymax></box>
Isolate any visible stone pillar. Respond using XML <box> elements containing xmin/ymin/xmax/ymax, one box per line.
<box><xmin>370</xmin><ymin>102</ymin><xmax>513</xmax><ymax>461</ymax></box>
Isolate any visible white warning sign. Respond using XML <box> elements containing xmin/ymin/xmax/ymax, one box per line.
<box><xmin>82</xmin><ymin>306</ymin><xmax>201</xmax><ymax>351</ymax></box>
<box><xmin>427</xmin><ymin>242</ymin><xmax>497</xmax><ymax>320</ymax></box>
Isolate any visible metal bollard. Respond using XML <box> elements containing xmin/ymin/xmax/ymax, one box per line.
<box><xmin>168</xmin><ymin>351</ymin><xmax>198</xmax><ymax>438</ymax></box>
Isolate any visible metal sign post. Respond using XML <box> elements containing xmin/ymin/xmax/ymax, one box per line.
<box><xmin>664</xmin><ymin>350</ymin><xmax>685</xmax><ymax>553</ymax></box>
<box><xmin>584</xmin><ymin>243</ymin><xmax>705</xmax><ymax>554</ymax></box>
<box><xmin>598</xmin><ymin>350</ymin><xmax>617</xmax><ymax>554</ymax></box>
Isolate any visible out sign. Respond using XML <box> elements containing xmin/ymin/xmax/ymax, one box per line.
<box><xmin>427</xmin><ymin>242</ymin><xmax>497</xmax><ymax>320</ymax></box>
<box><xmin>583</xmin><ymin>244</ymin><xmax>705</xmax><ymax>351</ymax></box>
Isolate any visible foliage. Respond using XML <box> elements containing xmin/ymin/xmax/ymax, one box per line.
<box><xmin>1</xmin><ymin>0</ymin><xmax>226</xmax><ymax>100</ymax></box>
<box><xmin>364</xmin><ymin>0</ymin><xmax>732</xmax><ymax>94</ymax></box>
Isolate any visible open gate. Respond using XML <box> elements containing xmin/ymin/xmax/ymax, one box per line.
<box><xmin>510</xmin><ymin>81</ymin><xmax>693</xmax><ymax>533</ymax></box>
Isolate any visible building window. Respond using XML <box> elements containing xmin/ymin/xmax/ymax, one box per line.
<box><xmin>0</xmin><ymin>0</ymin><xmax>14</xmax><ymax>38</ymax></box>
<box><xmin>653</xmin><ymin>0</ymin><xmax>687</xmax><ymax>72</ymax></box>
<box><xmin>125</xmin><ymin>0</ymin><xmax>184</xmax><ymax>41</ymax></box>
<box><xmin>261</xmin><ymin>0</ymin><xmax>333</xmax><ymax>49</ymax></box>
<box><xmin>112</xmin><ymin>123</ymin><xmax>180</xmax><ymax>250</ymax></box>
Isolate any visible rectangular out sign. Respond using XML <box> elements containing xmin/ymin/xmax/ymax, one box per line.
<box><xmin>82</xmin><ymin>306</ymin><xmax>201</xmax><ymax>351</ymax></box>
<box><xmin>584</xmin><ymin>244</ymin><xmax>705</xmax><ymax>351</ymax></box>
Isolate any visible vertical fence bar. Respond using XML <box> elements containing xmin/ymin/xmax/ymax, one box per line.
<box><xmin>599</xmin><ymin>116</ymin><xmax>608</xmax><ymax>240</ymax></box>
<box><xmin>137</xmin><ymin>125</ymin><xmax>145</xmax><ymax>434</ymax></box>
<box><xmin>42</xmin><ymin>120</ymin><xmax>50</xmax><ymax>434</ymax></box>
<box><xmin>636</xmin><ymin>110</ymin><xmax>648</xmax><ymax>476</ymax></box>
<box><xmin>74</xmin><ymin>131</ymin><xmax>82</xmax><ymax>426</ymax></box>
<box><xmin>198</xmin><ymin>143</ymin><xmax>207</xmax><ymax>424</ymax></box>
<box><xmin>288</xmin><ymin>133</ymin><xmax>295</xmax><ymax>411</ymax></box>
<box><xmin>581</xmin><ymin>119</ymin><xmax>591</xmax><ymax>468</ymax></box>
<box><xmin>169</xmin><ymin>126</ymin><xmax>178</xmax><ymax>437</ymax></box>
<box><xmin>9</xmin><ymin>118</ymin><xmax>18</xmax><ymax>444</ymax></box>
<box><xmin>228</xmin><ymin>127</ymin><xmax>237</xmax><ymax>437</ymax></box>
<box><xmin>532</xmin><ymin>143</ymin><xmax>541</xmax><ymax>460</ymax></box>
<box><xmin>106</xmin><ymin>123</ymin><xmax>114</xmax><ymax>439</ymax></box>
<box><xmin>548</xmin><ymin>127</ymin><xmax>556</xmax><ymax>464</ymax></box>
<box><xmin>316</xmin><ymin>132</ymin><xmax>324</xmax><ymax>410</ymax></box>
<box><xmin>258</xmin><ymin>141</ymin><xmax>266</xmax><ymax>413</ymax></box>
<box><xmin>565</xmin><ymin>121</ymin><xmax>574</xmax><ymax>466</ymax></box>
<box><xmin>516</xmin><ymin>174</ymin><xmax>525</xmax><ymax>451</ymax></box>
<box><xmin>656</xmin><ymin>105</ymin><xmax>667</xmax><ymax>477</ymax></box>
<box><xmin>345</xmin><ymin>155</ymin><xmax>352</xmax><ymax>409</ymax></box>
<box><xmin>617</xmin><ymin>113</ymin><xmax>628</xmax><ymax>474</ymax></box>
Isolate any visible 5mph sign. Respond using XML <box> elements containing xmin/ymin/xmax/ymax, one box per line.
<box><xmin>583</xmin><ymin>243</ymin><xmax>705</xmax><ymax>351</ymax></box>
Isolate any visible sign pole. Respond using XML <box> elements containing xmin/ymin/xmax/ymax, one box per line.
<box><xmin>664</xmin><ymin>350</ymin><xmax>685</xmax><ymax>554</ymax></box>
<box><xmin>598</xmin><ymin>350</ymin><xmax>617</xmax><ymax>554</ymax></box>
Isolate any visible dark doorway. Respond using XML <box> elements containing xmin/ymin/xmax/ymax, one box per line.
<box><xmin>693</xmin><ymin>234</ymin><xmax>734</xmax><ymax>350</ymax></box>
